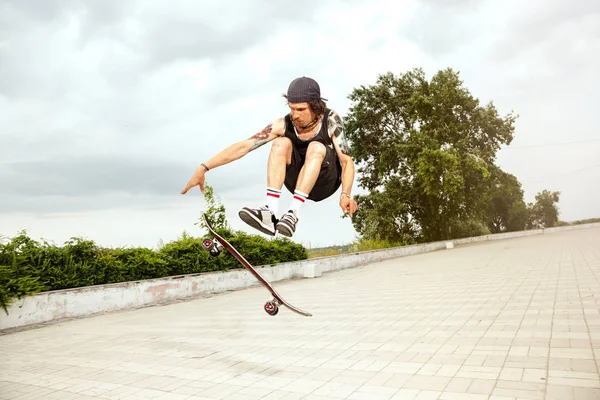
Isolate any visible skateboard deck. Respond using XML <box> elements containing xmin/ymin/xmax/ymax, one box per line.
<box><xmin>201</xmin><ymin>212</ymin><xmax>312</xmax><ymax>317</ymax></box>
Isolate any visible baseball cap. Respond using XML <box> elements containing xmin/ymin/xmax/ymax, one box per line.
<box><xmin>286</xmin><ymin>77</ymin><xmax>328</xmax><ymax>102</ymax></box>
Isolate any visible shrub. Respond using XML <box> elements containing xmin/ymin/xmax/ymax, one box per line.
<box><xmin>0</xmin><ymin>228</ymin><xmax>308</xmax><ymax>315</ymax></box>
<box><xmin>448</xmin><ymin>219</ymin><xmax>491</xmax><ymax>239</ymax></box>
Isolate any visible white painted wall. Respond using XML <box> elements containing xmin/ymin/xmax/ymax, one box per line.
<box><xmin>2</xmin><ymin>222</ymin><xmax>599</xmax><ymax>331</ymax></box>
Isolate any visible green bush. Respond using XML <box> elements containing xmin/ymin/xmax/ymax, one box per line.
<box><xmin>0</xmin><ymin>227</ymin><xmax>308</xmax><ymax>315</ymax></box>
<box><xmin>0</xmin><ymin>265</ymin><xmax>46</xmax><ymax>314</ymax></box>
<box><xmin>448</xmin><ymin>219</ymin><xmax>492</xmax><ymax>239</ymax></box>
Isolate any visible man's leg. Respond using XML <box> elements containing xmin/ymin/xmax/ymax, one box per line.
<box><xmin>294</xmin><ymin>141</ymin><xmax>326</xmax><ymax>198</ymax></box>
<box><xmin>265</xmin><ymin>137</ymin><xmax>293</xmax><ymax>215</ymax></box>
<box><xmin>276</xmin><ymin>141</ymin><xmax>326</xmax><ymax>237</ymax></box>
<box><xmin>238</xmin><ymin>137</ymin><xmax>293</xmax><ymax>236</ymax></box>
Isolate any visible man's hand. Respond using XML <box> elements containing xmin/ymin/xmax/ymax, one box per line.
<box><xmin>181</xmin><ymin>166</ymin><xmax>207</xmax><ymax>195</ymax></box>
<box><xmin>339</xmin><ymin>193</ymin><xmax>358</xmax><ymax>218</ymax></box>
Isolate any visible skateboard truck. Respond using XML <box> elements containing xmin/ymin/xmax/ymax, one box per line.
<box><xmin>202</xmin><ymin>237</ymin><xmax>223</xmax><ymax>257</ymax></box>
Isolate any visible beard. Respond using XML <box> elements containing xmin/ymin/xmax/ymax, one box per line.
<box><xmin>295</xmin><ymin>115</ymin><xmax>320</xmax><ymax>130</ymax></box>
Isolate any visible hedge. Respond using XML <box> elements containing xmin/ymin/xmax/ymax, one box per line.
<box><xmin>0</xmin><ymin>227</ymin><xmax>308</xmax><ymax>314</ymax></box>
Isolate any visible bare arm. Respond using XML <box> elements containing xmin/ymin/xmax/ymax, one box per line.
<box><xmin>328</xmin><ymin>110</ymin><xmax>355</xmax><ymax>196</ymax></box>
<box><xmin>203</xmin><ymin>118</ymin><xmax>285</xmax><ymax>170</ymax></box>
<box><xmin>328</xmin><ymin>110</ymin><xmax>358</xmax><ymax>217</ymax></box>
<box><xmin>181</xmin><ymin>118</ymin><xmax>284</xmax><ymax>195</ymax></box>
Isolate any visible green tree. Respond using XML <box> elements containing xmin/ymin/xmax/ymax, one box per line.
<box><xmin>352</xmin><ymin>182</ymin><xmax>420</xmax><ymax>245</ymax></box>
<box><xmin>485</xmin><ymin>166</ymin><xmax>529</xmax><ymax>233</ymax></box>
<box><xmin>345</xmin><ymin>68</ymin><xmax>517</xmax><ymax>242</ymax></box>
<box><xmin>527</xmin><ymin>189</ymin><xmax>560</xmax><ymax>228</ymax></box>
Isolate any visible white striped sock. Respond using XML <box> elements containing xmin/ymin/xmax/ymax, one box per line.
<box><xmin>266</xmin><ymin>187</ymin><xmax>281</xmax><ymax>215</ymax></box>
<box><xmin>290</xmin><ymin>190</ymin><xmax>308</xmax><ymax>212</ymax></box>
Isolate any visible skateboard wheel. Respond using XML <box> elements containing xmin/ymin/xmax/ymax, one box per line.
<box><xmin>264</xmin><ymin>301</ymin><xmax>279</xmax><ymax>316</ymax></box>
<box><xmin>202</xmin><ymin>238</ymin><xmax>213</xmax><ymax>250</ymax></box>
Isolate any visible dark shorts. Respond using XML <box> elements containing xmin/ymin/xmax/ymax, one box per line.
<box><xmin>283</xmin><ymin>142</ymin><xmax>342</xmax><ymax>202</ymax></box>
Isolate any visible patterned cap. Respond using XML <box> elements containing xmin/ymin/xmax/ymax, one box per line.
<box><xmin>286</xmin><ymin>77</ymin><xmax>328</xmax><ymax>102</ymax></box>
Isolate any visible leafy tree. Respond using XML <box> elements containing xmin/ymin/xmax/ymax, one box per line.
<box><xmin>506</xmin><ymin>201</ymin><xmax>529</xmax><ymax>232</ymax></box>
<box><xmin>485</xmin><ymin>166</ymin><xmax>529</xmax><ymax>233</ymax></box>
<box><xmin>527</xmin><ymin>189</ymin><xmax>560</xmax><ymax>228</ymax></box>
<box><xmin>345</xmin><ymin>68</ymin><xmax>517</xmax><ymax>242</ymax></box>
<box><xmin>352</xmin><ymin>179</ymin><xmax>421</xmax><ymax>245</ymax></box>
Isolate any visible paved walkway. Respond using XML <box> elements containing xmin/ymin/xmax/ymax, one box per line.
<box><xmin>1</xmin><ymin>227</ymin><xmax>600</xmax><ymax>400</ymax></box>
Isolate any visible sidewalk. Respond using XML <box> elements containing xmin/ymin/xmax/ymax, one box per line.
<box><xmin>1</xmin><ymin>227</ymin><xmax>599</xmax><ymax>399</ymax></box>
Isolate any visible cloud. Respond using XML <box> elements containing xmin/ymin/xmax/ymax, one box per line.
<box><xmin>403</xmin><ymin>0</ymin><xmax>485</xmax><ymax>56</ymax></box>
<box><xmin>3</xmin><ymin>156</ymin><xmax>185</xmax><ymax>197</ymax></box>
<box><xmin>135</xmin><ymin>1</ymin><xmax>323</xmax><ymax>68</ymax></box>
<box><xmin>0</xmin><ymin>154</ymin><xmax>265</xmax><ymax>214</ymax></box>
<box><xmin>1</xmin><ymin>0</ymin><xmax>321</xmax><ymax>218</ymax></box>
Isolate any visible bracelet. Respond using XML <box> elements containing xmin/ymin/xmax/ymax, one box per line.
<box><xmin>200</xmin><ymin>163</ymin><xmax>210</xmax><ymax>172</ymax></box>
<box><xmin>341</xmin><ymin>192</ymin><xmax>351</xmax><ymax>198</ymax></box>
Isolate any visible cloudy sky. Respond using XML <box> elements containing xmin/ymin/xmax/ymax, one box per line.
<box><xmin>1</xmin><ymin>0</ymin><xmax>599</xmax><ymax>250</ymax></box>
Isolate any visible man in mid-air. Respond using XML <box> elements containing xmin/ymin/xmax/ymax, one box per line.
<box><xmin>181</xmin><ymin>76</ymin><xmax>358</xmax><ymax>237</ymax></box>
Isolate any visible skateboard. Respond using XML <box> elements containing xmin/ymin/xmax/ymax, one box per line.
<box><xmin>200</xmin><ymin>212</ymin><xmax>312</xmax><ymax>317</ymax></box>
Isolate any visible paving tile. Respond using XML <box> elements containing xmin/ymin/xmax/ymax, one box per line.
<box><xmin>455</xmin><ymin>366</ymin><xmax>501</xmax><ymax>380</ymax></box>
<box><xmin>545</xmin><ymin>384</ymin><xmax>574</xmax><ymax>400</ymax></box>
<box><xmin>546</xmin><ymin>376</ymin><xmax>600</xmax><ymax>388</ymax></box>
<box><xmin>440</xmin><ymin>393</ymin><xmax>489</xmax><ymax>400</ymax></box>
<box><xmin>311</xmin><ymin>381</ymin><xmax>361</xmax><ymax>398</ymax></box>
<box><xmin>381</xmin><ymin>373</ymin><xmax>413</xmax><ymax>388</ymax></box>
<box><xmin>413</xmin><ymin>390</ymin><xmax>443</xmax><ymax>399</ymax></box>
<box><xmin>573</xmin><ymin>386</ymin><xmax>600</xmax><ymax>400</ymax></box>
<box><xmin>444</xmin><ymin>377</ymin><xmax>472</xmax><ymax>392</ymax></box>
<box><xmin>390</xmin><ymin>388</ymin><xmax>421</xmax><ymax>399</ymax></box>
<box><xmin>1</xmin><ymin>227</ymin><xmax>600</xmax><ymax>400</ymax></box>
<box><xmin>467</xmin><ymin>378</ymin><xmax>496</xmax><ymax>395</ymax></box>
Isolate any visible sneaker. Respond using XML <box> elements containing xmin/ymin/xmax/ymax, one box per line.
<box><xmin>276</xmin><ymin>209</ymin><xmax>299</xmax><ymax>237</ymax></box>
<box><xmin>238</xmin><ymin>205</ymin><xmax>278</xmax><ymax>236</ymax></box>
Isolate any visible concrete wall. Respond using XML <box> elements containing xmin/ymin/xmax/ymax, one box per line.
<box><xmin>2</xmin><ymin>222</ymin><xmax>599</xmax><ymax>331</ymax></box>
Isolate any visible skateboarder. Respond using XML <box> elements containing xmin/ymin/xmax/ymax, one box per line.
<box><xmin>181</xmin><ymin>77</ymin><xmax>358</xmax><ymax>237</ymax></box>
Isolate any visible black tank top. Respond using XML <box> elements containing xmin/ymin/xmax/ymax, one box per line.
<box><xmin>283</xmin><ymin>109</ymin><xmax>333</xmax><ymax>157</ymax></box>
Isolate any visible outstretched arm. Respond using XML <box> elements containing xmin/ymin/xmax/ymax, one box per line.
<box><xmin>203</xmin><ymin>118</ymin><xmax>285</xmax><ymax>170</ymax></box>
<box><xmin>181</xmin><ymin>118</ymin><xmax>285</xmax><ymax>194</ymax></box>
<box><xmin>328</xmin><ymin>110</ymin><xmax>358</xmax><ymax>217</ymax></box>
